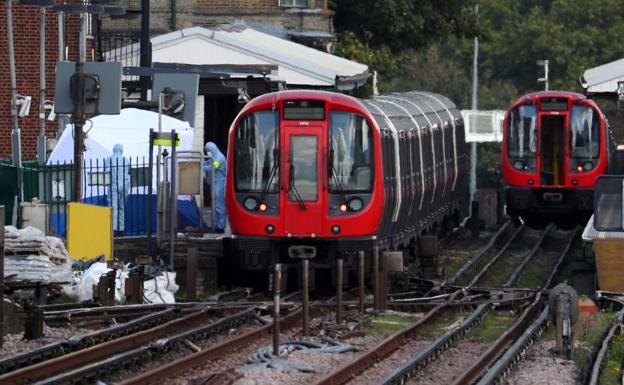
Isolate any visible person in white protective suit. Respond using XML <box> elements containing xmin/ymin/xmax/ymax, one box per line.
<box><xmin>203</xmin><ymin>142</ymin><xmax>227</xmax><ymax>233</ymax></box>
<box><xmin>107</xmin><ymin>144</ymin><xmax>131</xmax><ymax>234</ymax></box>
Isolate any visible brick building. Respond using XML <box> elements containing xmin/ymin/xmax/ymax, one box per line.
<box><xmin>0</xmin><ymin>1</ymin><xmax>333</xmax><ymax>160</ymax></box>
<box><xmin>0</xmin><ymin>5</ymin><xmax>81</xmax><ymax>160</ymax></box>
<box><xmin>99</xmin><ymin>0</ymin><xmax>334</xmax><ymax>51</ymax></box>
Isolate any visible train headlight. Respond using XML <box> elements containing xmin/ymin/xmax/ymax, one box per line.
<box><xmin>348</xmin><ymin>198</ymin><xmax>364</xmax><ymax>212</ymax></box>
<box><xmin>576</xmin><ymin>164</ymin><xmax>584</xmax><ymax>172</ymax></box>
<box><xmin>583</xmin><ymin>161</ymin><xmax>593</xmax><ymax>171</ymax></box>
<box><xmin>243</xmin><ymin>197</ymin><xmax>258</xmax><ymax>211</ymax></box>
<box><xmin>258</xmin><ymin>202</ymin><xmax>268</xmax><ymax>212</ymax></box>
<box><xmin>513</xmin><ymin>160</ymin><xmax>524</xmax><ymax>170</ymax></box>
<box><xmin>339</xmin><ymin>203</ymin><xmax>348</xmax><ymax>213</ymax></box>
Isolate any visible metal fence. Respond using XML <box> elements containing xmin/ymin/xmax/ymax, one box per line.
<box><xmin>1</xmin><ymin>157</ymin><xmax>165</xmax><ymax>237</ymax></box>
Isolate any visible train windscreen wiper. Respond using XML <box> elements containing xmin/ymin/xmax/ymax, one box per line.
<box><xmin>260</xmin><ymin>149</ymin><xmax>279</xmax><ymax>200</ymax></box>
<box><xmin>289</xmin><ymin>164</ymin><xmax>307</xmax><ymax>210</ymax></box>
<box><xmin>328</xmin><ymin>148</ymin><xmax>346</xmax><ymax>199</ymax></box>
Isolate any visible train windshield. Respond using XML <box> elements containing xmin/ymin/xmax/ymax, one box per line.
<box><xmin>329</xmin><ymin>111</ymin><xmax>373</xmax><ymax>192</ymax></box>
<box><xmin>234</xmin><ymin>110</ymin><xmax>279</xmax><ymax>192</ymax></box>
<box><xmin>570</xmin><ymin>106</ymin><xmax>600</xmax><ymax>159</ymax></box>
<box><xmin>508</xmin><ymin>105</ymin><xmax>537</xmax><ymax>158</ymax></box>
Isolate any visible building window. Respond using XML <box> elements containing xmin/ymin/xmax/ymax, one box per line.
<box><xmin>279</xmin><ymin>0</ymin><xmax>308</xmax><ymax>7</ymax></box>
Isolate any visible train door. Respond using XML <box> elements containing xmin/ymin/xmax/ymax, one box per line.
<box><xmin>540</xmin><ymin>115</ymin><xmax>566</xmax><ymax>186</ymax></box>
<box><xmin>281</xmin><ymin>126</ymin><xmax>324</xmax><ymax>236</ymax></box>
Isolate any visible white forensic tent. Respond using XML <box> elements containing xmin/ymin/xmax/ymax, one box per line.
<box><xmin>46</xmin><ymin>109</ymin><xmax>199</xmax><ymax>236</ymax></box>
<box><xmin>48</xmin><ymin>108</ymin><xmax>193</xmax><ymax>165</ymax></box>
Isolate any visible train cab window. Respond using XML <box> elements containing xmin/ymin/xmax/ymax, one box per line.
<box><xmin>570</xmin><ymin>105</ymin><xmax>600</xmax><ymax>163</ymax></box>
<box><xmin>508</xmin><ymin>105</ymin><xmax>537</xmax><ymax>171</ymax></box>
<box><xmin>234</xmin><ymin>110</ymin><xmax>279</xmax><ymax>192</ymax></box>
<box><xmin>329</xmin><ymin>111</ymin><xmax>374</xmax><ymax>192</ymax></box>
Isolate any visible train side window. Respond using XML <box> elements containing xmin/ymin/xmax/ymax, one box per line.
<box><xmin>234</xmin><ymin>110</ymin><xmax>279</xmax><ymax>192</ymax></box>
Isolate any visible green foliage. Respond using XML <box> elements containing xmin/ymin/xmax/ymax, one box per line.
<box><xmin>334</xmin><ymin>31</ymin><xmax>398</xmax><ymax>76</ymax></box>
<box><xmin>470</xmin><ymin>311</ymin><xmax>517</xmax><ymax>342</ymax></box>
<box><xmin>332</xmin><ymin>0</ymin><xmax>481</xmax><ymax>53</ymax></box>
<box><xmin>361</xmin><ymin>314</ymin><xmax>414</xmax><ymax>335</ymax></box>
<box><xmin>601</xmin><ymin>333</ymin><xmax>624</xmax><ymax>385</ymax></box>
<box><xmin>478</xmin><ymin>0</ymin><xmax>624</xmax><ymax>93</ymax></box>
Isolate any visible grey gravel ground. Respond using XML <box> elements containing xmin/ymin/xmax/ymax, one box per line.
<box><xmin>406</xmin><ymin>340</ymin><xmax>490</xmax><ymax>385</ymax></box>
<box><xmin>502</xmin><ymin>340</ymin><xmax>578</xmax><ymax>385</ymax></box>
<box><xmin>348</xmin><ymin>338</ymin><xmax>432</xmax><ymax>385</ymax></box>
<box><xmin>233</xmin><ymin>334</ymin><xmax>385</xmax><ymax>385</ymax></box>
<box><xmin>0</xmin><ymin>325</ymin><xmax>93</xmax><ymax>358</ymax></box>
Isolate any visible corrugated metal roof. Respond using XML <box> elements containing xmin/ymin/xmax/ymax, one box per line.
<box><xmin>118</xmin><ymin>23</ymin><xmax>368</xmax><ymax>88</ymax></box>
<box><xmin>581</xmin><ymin>58</ymin><xmax>624</xmax><ymax>94</ymax></box>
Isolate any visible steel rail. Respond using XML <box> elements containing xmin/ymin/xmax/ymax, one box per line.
<box><xmin>0</xmin><ymin>306</ymin><xmax>252</xmax><ymax>385</ymax></box>
<box><xmin>33</xmin><ymin>307</ymin><xmax>258</xmax><ymax>385</ymax></box>
<box><xmin>311</xmin><ymin>296</ymin><xmax>460</xmax><ymax>385</ymax></box>
<box><xmin>0</xmin><ymin>308</ymin><xmax>178</xmax><ymax>375</ymax></box>
<box><xmin>474</xmin><ymin>305</ymin><xmax>550</xmax><ymax>385</ymax></box>
<box><xmin>380</xmin><ymin>302</ymin><xmax>491</xmax><ymax>385</ymax></box>
<box><xmin>316</xmin><ymin>226</ymin><xmax>577</xmax><ymax>385</ymax></box>
<box><xmin>452</xmin><ymin>227</ymin><xmax>579</xmax><ymax>385</ymax></box>
<box><xmin>503</xmin><ymin>223</ymin><xmax>555</xmax><ymax>287</ymax></box>
<box><xmin>587</xmin><ymin>309</ymin><xmax>624</xmax><ymax>385</ymax></box>
<box><xmin>447</xmin><ymin>219</ymin><xmax>513</xmax><ymax>286</ymax></box>
<box><xmin>467</xmin><ymin>224</ymin><xmax>525</xmax><ymax>287</ymax></box>
<box><xmin>118</xmin><ymin>307</ymin><xmax>305</xmax><ymax>385</ymax></box>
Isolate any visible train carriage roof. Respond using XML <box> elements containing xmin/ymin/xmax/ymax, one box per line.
<box><xmin>239</xmin><ymin>89</ymin><xmax>461</xmax><ymax>134</ymax></box>
<box><xmin>363</xmin><ymin>92</ymin><xmax>461</xmax><ymax>133</ymax></box>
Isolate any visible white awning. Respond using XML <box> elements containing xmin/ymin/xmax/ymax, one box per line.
<box><xmin>105</xmin><ymin>23</ymin><xmax>369</xmax><ymax>89</ymax></box>
<box><xmin>581</xmin><ymin>58</ymin><xmax>624</xmax><ymax>94</ymax></box>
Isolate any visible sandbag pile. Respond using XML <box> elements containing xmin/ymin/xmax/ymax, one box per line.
<box><xmin>4</xmin><ymin>226</ymin><xmax>73</xmax><ymax>283</ymax></box>
<box><xmin>73</xmin><ymin>262</ymin><xmax>179</xmax><ymax>304</ymax></box>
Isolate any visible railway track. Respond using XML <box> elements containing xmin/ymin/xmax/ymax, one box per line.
<box><xmin>310</xmin><ymin>224</ymin><xmax>579</xmax><ymax>385</ymax></box>
<box><xmin>0</xmin><ymin>304</ymin><xmax>269</xmax><ymax>385</ymax></box>
<box><xmin>581</xmin><ymin>300</ymin><xmax>624</xmax><ymax>385</ymax></box>
<box><xmin>0</xmin><ymin>223</ymin><xmax>584</xmax><ymax>385</ymax></box>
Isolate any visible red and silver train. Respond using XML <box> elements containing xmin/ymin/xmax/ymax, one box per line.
<box><xmin>502</xmin><ymin>91</ymin><xmax>613</xmax><ymax>221</ymax></box>
<box><xmin>226</xmin><ymin>90</ymin><xmax>468</xmax><ymax>279</ymax></box>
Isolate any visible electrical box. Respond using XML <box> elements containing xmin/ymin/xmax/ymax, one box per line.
<box><xmin>21</xmin><ymin>199</ymin><xmax>50</xmax><ymax>235</ymax></box>
<box><xmin>152</xmin><ymin>73</ymin><xmax>199</xmax><ymax>126</ymax></box>
<box><xmin>54</xmin><ymin>61</ymin><xmax>122</xmax><ymax>115</ymax></box>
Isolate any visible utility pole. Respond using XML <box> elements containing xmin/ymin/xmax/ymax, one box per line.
<box><xmin>140</xmin><ymin>0</ymin><xmax>150</xmax><ymax>100</ymax></box>
<box><xmin>38</xmin><ymin>6</ymin><xmax>47</xmax><ymax>164</ymax></box>
<box><xmin>57</xmin><ymin>7</ymin><xmax>66</xmax><ymax>138</ymax></box>
<box><xmin>72</xmin><ymin>12</ymin><xmax>87</xmax><ymax>202</ymax></box>
<box><xmin>6</xmin><ymin>0</ymin><xmax>23</xmax><ymax>207</ymax></box>
<box><xmin>469</xmin><ymin>4</ymin><xmax>479</xmax><ymax>202</ymax></box>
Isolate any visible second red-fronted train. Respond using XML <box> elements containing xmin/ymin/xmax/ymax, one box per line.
<box><xmin>502</xmin><ymin>91</ymin><xmax>614</xmax><ymax>223</ymax></box>
<box><xmin>225</xmin><ymin>90</ymin><xmax>468</xmax><ymax>280</ymax></box>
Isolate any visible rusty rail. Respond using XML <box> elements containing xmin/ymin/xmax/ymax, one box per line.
<box><xmin>311</xmin><ymin>301</ymin><xmax>449</xmax><ymax>385</ymax></box>
<box><xmin>34</xmin><ymin>307</ymin><xmax>258</xmax><ymax>385</ymax></box>
<box><xmin>118</xmin><ymin>307</ymin><xmax>304</xmax><ymax>385</ymax></box>
<box><xmin>0</xmin><ymin>308</ymin><xmax>178</xmax><ymax>375</ymax></box>
<box><xmin>448</xmin><ymin>219</ymin><xmax>514</xmax><ymax>286</ymax></box>
<box><xmin>315</xmin><ymin>225</ymin><xmax>578</xmax><ymax>385</ymax></box>
<box><xmin>0</xmin><ymin>306</ymin><xmax>252</xmax><ymax>385</ymax></box>
<box><xmin>452</xmin><ymin>227</ymin><xmax>579</xmax><ymax>385</ymax></box>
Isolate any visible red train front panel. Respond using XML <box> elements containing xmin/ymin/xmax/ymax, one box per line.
<box><xmin>226</xmin><ymin>91</ymin><xmax>385</xmax><ymax>255</ymax></box>
<box><xmin>502</xmin><ymin>91</ymin><xmax>608</xmax><ymax>216</ymax></box>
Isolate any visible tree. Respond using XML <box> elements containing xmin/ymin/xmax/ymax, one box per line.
<box><xmin>332</xmin><ymin>0</ymin><xmax>481</xmax><ymax>53</ymax></box>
